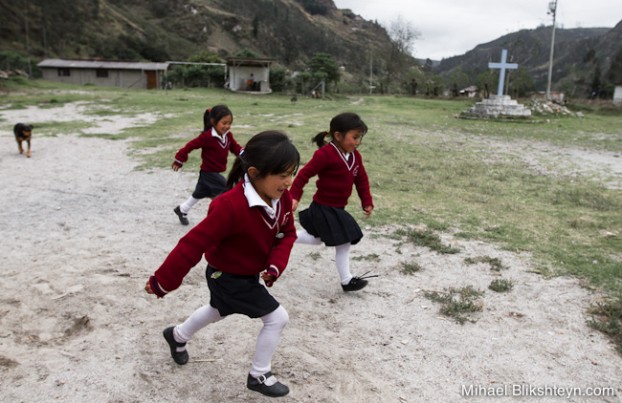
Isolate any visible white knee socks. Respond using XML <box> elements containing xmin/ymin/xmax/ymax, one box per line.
<box><xmin>179</xmin><ymin>196</ymin><xmax>200</xmax><ymax>214</ymax></box>
<box><xmin>171</xmin><ymin>304</ymin><xmax>288</xmax><ymax>377</ymax></box>
<box><xmin>175</xmin><ymin>305</ymin><xmax>223</xmax><ymax>343</ymax></box>
<box><xmin>335</xmin><ymin>243</ymin><xmax>353</xmax><ymax>285</ymax></box>
<box><xmin>296</xmin><ymin>230</ymin><xmax>353</xmax><ymax>285</ymax></box>
<box><xmin>295</xmin><ymin>229</ymin><xmax>323</xmax><ymax>245</ymax></box>
<box><xmin>250</xmin><ymin>305</ymin><xmax>289</xmax><ymax>377</ymax></box>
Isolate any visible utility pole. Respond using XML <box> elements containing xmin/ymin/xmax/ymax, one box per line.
<box><xmin>546</xmin><ymin>0</ymin><xmax>558</xmax><ymax>100</ymax></box>
<box><xmin>24</xmin><ymin>0</ymin><xmax>32</xmax><ymax>76</ymax></box>
<box><xmin>368</xmin><ymin>50</ymin><xmax>374</xmax><ymax>95</ymax></box>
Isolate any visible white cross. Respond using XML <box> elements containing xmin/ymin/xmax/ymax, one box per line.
<box><xmin>488</xmin><ymin>49</ymin><xmax>518</xmax><ymax>97</ymax></box>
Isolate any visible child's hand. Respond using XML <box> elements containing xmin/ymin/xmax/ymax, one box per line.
<box><xmin>292</xmin><ymin>199</ymin><xmax>299</xmax><ymax>211</ymax></box>
<box><xmin>171</xmin><ymin>161</ymin><xmax>182</xmax><ymax>171</ymax></box>
<box><xmin>363</xmin><ymin>205</ymin><xmax>374</xmax><ymax>217</ymax></box>
<box><xmin>144</xmin><ymin>279</ymin><xmax>154</xmax><ymax>294</ymax></box>
<box><xmin>261</xmin><ymin>272</ymin><xmax>276</xmax><ymax>287</ymax></box>
<box><xmin>261</xmin><ymin>266</ymin><xmax>280</xmax><ymax>287</ymax></box>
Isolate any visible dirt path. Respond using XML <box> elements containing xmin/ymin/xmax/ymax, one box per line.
<box><xmin>1</xmin><ymin>104</ymin><xmax>620</xmax><ymax>402</ymax></box>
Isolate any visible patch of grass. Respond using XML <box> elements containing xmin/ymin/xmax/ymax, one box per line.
<box><xmin>394</xmin><ymin>228</ymin><xmax>460</xmax><ymax>254</ymax></box>
<box><xmin>552</xmin><ymin>186</ymin><xmax>620</xmax><ymax>212</ymax></box>
<box><xmin>352</xmin><ymin>253</ymin><xmax>380</xmax><ymax>262</ymax></box>
<box><xmin>307</xmin><ymin>252</ymin><xmax>322</xmax><ymax>261</ymax></box>
<box><xmin>400</xmin><ymin>261</ymin><xmax>422</xmax><ymax>275</ymax></box>
<box><xmin>588</xmin><ymin>297</ymin><xmax>622</xmax><ymax>354</ymax></box>
<box><xmin>488</xmin><ymin>278</ymin><xmax>514</xmax><ymax>292</ymax></box>
<box><xmin>464</xmin><ymin>256</ymin><xmax>508</xmax><ymax>271</ymax></box>
<box><xmin>424</xmin><ymin>286</ymin><xmax>484</xmax><ymax>324</ymax></box>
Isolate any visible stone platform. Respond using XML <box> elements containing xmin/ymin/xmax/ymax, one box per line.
<box><xmin>463</xmin><ymin>95</ymin><xmax>532</xmax><ymax>119</ymax></box>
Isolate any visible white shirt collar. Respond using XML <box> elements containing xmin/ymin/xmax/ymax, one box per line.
<box><xmin>330</xmin><ymin>142</ymin><xmax>353</xmax><ymax>164</ymax></box>
<box><xmin>210</xmin><ymin>127</ymin><xmax>228</xmax><ymax>142</ymax></box>
<box><xmin>243</xmin><ymin>174</ymin><xmax>278</xmax><ymax>218</ymax></box>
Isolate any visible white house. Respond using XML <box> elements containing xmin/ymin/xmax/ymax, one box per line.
<box><xmin>614</xmin><ymin>85</ymin><xmax>622</xmax><ymax>105</ymax></box>
<box><xmin>226</xmin><ymin>57</ymin><xmax>273</xmax><ymax>93</ymax></box>
<box><xmin>37</xmin><ymin>59</ymin><xmax>169</xmax><ymax>89</ymax></box>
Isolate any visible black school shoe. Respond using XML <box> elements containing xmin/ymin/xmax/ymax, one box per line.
<box><xmin>163</xmin><ymin>326</ymin><xmax>189</xmax><ymax>365</ymax></box>
<box><xmin>341</xmin><ymin>277</ymin><xmax>368</xmax><ymax>291</ymax></box>
<box><xmin>173</xmin><ymin>206</ymin><xmax>189</xmax><ymax>225</ymax></box>
<box><xmin>341</xmin><ymin>271</ymin><xmax>379</xmax><ymax>292</ymax></box>
<box><xmin>247</xmin><ymin>372</ymin><xmax>290</xmax><ymax>397</ymax></box>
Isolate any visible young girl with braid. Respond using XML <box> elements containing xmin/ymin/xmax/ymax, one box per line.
<box><xmin>290</xmin><ymin>112</ymin><xmax>376</xmax><ymax>292</ymax></box>
<box><xmin>146</xmin><ymin>131</ymin><xmax>300</xmax><ymax>397</ymax></box>
<box><xmin>172</xmin><ymin>104</ymin><xmax>243</xmax><ymax>225</ymax></box>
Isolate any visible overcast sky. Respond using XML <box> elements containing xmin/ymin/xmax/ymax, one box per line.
<box><xmin>333</xmin><ymin>0</ymin><xmax>622</xmax><ymax>60</ymax></box>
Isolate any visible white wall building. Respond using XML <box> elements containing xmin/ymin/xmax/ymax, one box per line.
<box><xmin>37</xmin><ymin>59</ymin><xmax>169</xmax><ymax>89</ymax></box>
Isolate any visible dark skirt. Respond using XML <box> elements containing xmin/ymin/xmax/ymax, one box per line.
<box><xmin>299</xmin><ymin>201</ymin><xmax>363</xmax><ymax>246</ymax></box>
<box><xmin>206</xmin><ymin>266</ymin><xmax>279</xmax><ymax>318</ymax></box>
<box><xmin>192</xmin><ymin>171</ymin><xmax>227</xmax><ymax>199</ymax></box>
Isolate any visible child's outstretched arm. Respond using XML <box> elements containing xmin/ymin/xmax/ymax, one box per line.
<box><xmin>289</xmin><ymin>149</ymin><xmax>325</xmax><ymax>203</ymax></box>
<box><xmin>354</xmin><ymin>157</ymin><xmax>374</xmax><ymax>213</ymax></box>
<box><xmin>172</xmin><ymin>132</ymin><xmax>209</xmax><ymax>170</ymax></box>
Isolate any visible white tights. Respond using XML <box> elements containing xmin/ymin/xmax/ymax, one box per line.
<box><xmin>173</xmin><ymin>304</ymin><xmax>289</xmax><ymax>377</ymax></box>
<box><xmin>179</xmin><ymin>196</ymin><xmax>202</xmax><ymax>214</ymax></box>
<box><xmin>296</xmin><ymin>229</ymin><xmax>353</xmax><ymax>285</ymax></box>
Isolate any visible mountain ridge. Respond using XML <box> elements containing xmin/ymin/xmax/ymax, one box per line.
<box><xmin>1</xmin><ymin>1</ymin><xmax>620</xmax><ymax>96</ymax></box>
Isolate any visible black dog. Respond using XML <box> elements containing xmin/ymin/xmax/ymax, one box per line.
<box><xmin>13</xmin><ymin>123</ymin><xmax>33</xmax><ymax>157</ymax></box>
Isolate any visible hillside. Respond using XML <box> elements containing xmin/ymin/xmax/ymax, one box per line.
<box><xmin>0</xmin><ymin>0</ymin><xmax>392</xmax><ymax>76</ymax></box>
<box><xmin>1</xmin><ymin>1</ymin><xmax>620</xmax><ymax>96</ymax></box>
<box><xmin>434</xmin><ymin>22</ymin><xmax>622</xmax><ymax>95</ymax></box>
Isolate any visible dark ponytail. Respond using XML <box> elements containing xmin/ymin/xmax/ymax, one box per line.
<box><xmin>312</xmin><ymin>131</ymin><xmax>330</xmax><ymax>147</ymax></box>
<box><xmin>203</xmin><ymin>104</ymin><xmax>232</xmax><ymax>131</ymax></box>
<box><xmin>312</xmin><ymin>112</ymin><xmax>368</xmax><ymax>148</ymax></box>
<box><xmin>226</xmin><ymin>131</ymin><xmax>300</xmax><ymax>189</ymax></box>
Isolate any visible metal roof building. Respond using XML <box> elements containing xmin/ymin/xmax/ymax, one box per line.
<box><xmin>37</xmin><ymin>59</ymin><xmax>169</xmax><ymax>89</ymax></box>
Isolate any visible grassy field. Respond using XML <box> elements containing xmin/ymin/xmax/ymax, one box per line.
<box><xmin>2</xmin><ymin>79</ymin><xmax>622</xmax><ymax>348</ymax></box>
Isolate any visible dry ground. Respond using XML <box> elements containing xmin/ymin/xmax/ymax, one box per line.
<box><xmin>0</xmin><ymin>103</ymin><xmax>621</xmax><ymax>402</ymax></box>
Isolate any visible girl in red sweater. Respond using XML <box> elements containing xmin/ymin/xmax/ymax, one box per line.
<box><xmin>172</xmin><ymin>104</ymin><xmax>243</xmax><ymax>225</ymax></box>
<box><xmin>290</xmin><ymin>112</ymin><xmax>375</xmax><ymax>292</ymax></box>
<box><xmin>146</xmin><ymin>131</ymin><xmax>300</xmax><ymax>398</ymax></box>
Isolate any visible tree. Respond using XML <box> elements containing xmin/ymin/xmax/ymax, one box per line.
<box><xmin>382</xmin><ymin>16</ymin><xmax>419</xmax><ymax>94</ymax></box>
<box><xmin>590</xmin><ymin>63</ymin><xmax>602</xmax><ymax>98</ymax></box>
<box><xmin>422</xmin><ymin>58</ymin><xmax>434</xmax><ymax>73</ymax></box>
<box><xmin>605</xmin><ymin>48</ymin><xmax>622</xmax><ymax>87</ymax></box>
<box><xmin>307</xmin><ymin>52</ymin><xmax>339</xmax><ymax>89</ymax></box>
<box><xmin>507</xmin><ymin>67</ymin><xmax>535</xmax><ymax>98</ymax></box>
<box><xmin>475</xmin><ymin>70</ymin><xmax>496</xmax><ymax>98</ymax></box>
<box><xmin>167</xmin><ymin>52</ymin><xmax>226</xmax><ymax>88</ymax></box>
<box><xmin>448</xmin><ymin>68</ymin><xmax>469</xmax><ymax>93</ymax></box>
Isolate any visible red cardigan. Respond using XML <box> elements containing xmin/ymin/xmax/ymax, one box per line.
<box><xmin>150</xmin><ymin>181</ymin><xmax>296</xmax><ymax>297</ymax></box>
<box><xmin>290</xmin><ymin>142</ymin><xmax>373</xmax><ymax>209</ymax></box>
<box><xmin>174</xmin><ymin>128</ymin><xmax>243</xmax><ymax>173</ymax></box>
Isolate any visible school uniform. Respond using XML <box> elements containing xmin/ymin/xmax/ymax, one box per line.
<box><xmin>150</xmin><ymin>177</ymin><xmax>296</xmax><ymax>318</ymax></box>
<box><xmin>174</xmin><ymin>128</ymin><xmax>243</xmax><ymax>198</ymax></box>
<box><xmin>290</xmin><ymin>142</ymin><xmax>373</xmax><ymax>246</ymax></box>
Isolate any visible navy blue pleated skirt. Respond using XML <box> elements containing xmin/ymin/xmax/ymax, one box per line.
<box><xmin>299</xmin><ymin>201</ymin><xmax>363</xmax><ymax>246</ymax></box>
<box><xmin>206</xmin><ymin>266</ymin><xmax>279</xmax><ymax>318</ymax></box>
<box><xmin>192</xmin><ymin>171</ymin><xmax>227</xmax><ymax>199</ymax></box>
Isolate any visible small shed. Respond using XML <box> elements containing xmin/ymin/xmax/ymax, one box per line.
<box><xmin>614</xmin><ymin>85</ymin><xmax>622</xmax><ymax>106</ymax></box>
<box><xmin>37</xmin><ymin>59</ymin><xmax>169</xmax><ymax>89</ymax></box>
<box><xmin>460</xmin><ymin>85</ymin><xmax>479</xmax><ymax>98</ymax></box>
<box><xmin>226</xmin><ymin>57</ymin><xmax>273</xmax><ymax>94</ymax></box>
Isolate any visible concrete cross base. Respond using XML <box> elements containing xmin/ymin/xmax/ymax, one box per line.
<box><xmin>463</xmin><ymin>95</ymin><xmax>532</xmax><ymax>119</ymax></box>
